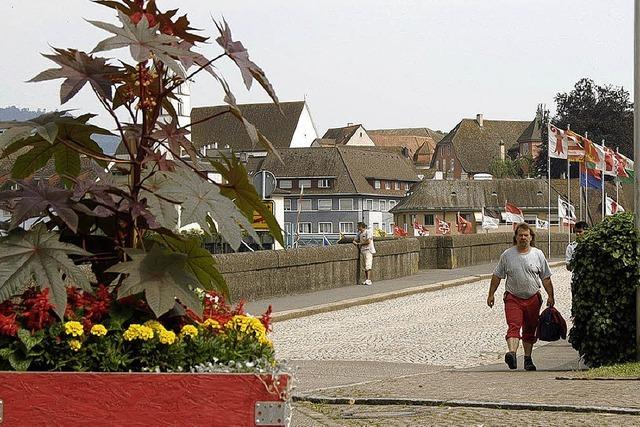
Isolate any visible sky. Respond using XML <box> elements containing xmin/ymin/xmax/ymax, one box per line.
<box><xmin>0</xmin><ymin>0</ymin><xmax>633</xmax><ymax>135</ymax></box>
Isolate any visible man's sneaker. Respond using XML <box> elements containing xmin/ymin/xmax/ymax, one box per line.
<box><xmin>363</xmin><ymin>279</ymin><xmax>372</xmax><ymax>286</ymax></box>
<box><xmin>504</xmin><ymin>352</ymin><xmax>517</xmax><ymax>370</ymax></box>
<box><xmin>524</xmin><ymin>356</ymin><xmax>537</xmax><ymax>371</ymax></box>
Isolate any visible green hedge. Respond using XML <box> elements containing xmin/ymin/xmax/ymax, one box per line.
<box><xmin>568</xmin><ymin>213</ymin><xmax>639</xmax><ymax>367</ymax></box>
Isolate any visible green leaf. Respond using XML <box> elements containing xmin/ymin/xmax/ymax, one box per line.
<box><xmin>8</xmin><ymin>353</ymin><xmax>31</xmax><ymax>371</ymax></box>
<box><xmin>54</xmin><ymin>144</ymin><xmax>82</xmax><ymax>187</ymax></box>
<box><xmin>107</xmin><ymin>246</ymin><xmax>202</xmax><ymax>318</ymax></box>
<box><xmin>0</xmin><ymin>224</ymin><xmax>91</xmax><ymax>319</ymax></box>
<box><xmin>0</xmin><ymin>347</ymin><xmax>14</xmax><ymax>359</ymax></box>
<box><xmin>12</xmin><ymin>142</ymin><xmax>58</xmax><ymax>179</ymax></box>
<box><xmin>141</xmin><ymin>171</ymin><xmax>179</xmax><ymax>230</ymax></box>
<box><xmin>151</xmin><ymin>234</ymin><xmax>229</xmax><ymax>300</ymax></box>
<box><xmin>155</xmin><ymin>166</ymin><xmax>259</xmax><ymax>250</ymax></box>
<box><xmin>210</xmin><ymin>154</ymin><xmax>283</xmax><ymax>247</ymax></box>
<box><xmin>17</xmin><ymin>329</ymin><xmax>43</xmax><ymax>352</ymax></box>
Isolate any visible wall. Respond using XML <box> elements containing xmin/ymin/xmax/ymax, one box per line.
<box><xmin>214</xmin><ymin>232</ymin><xmax>570</xmax><ymax>302</ymax></box>
<box><xmin>289</xmin><ymin>102</ymin><xmax>319</xmax><ymax>148</ymax></box>
<box><xmin>214</xmin><ymin>238</ymin><xmax>419</xmax><ymax>301</ymax></box>
<box><xmin>417</xmin><ymin>231</ymin><xmax>569</xmax><ymax>269</ymax></box>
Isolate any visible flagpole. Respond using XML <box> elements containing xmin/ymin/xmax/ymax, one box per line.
<box><xmin>567</xmin><ymin>148</ymin><xmax>571</xmax><ymax>244</ymax></box>
<box><xmin>601</xmin><ymin>139</ymin><xmax>606</xmax><ymax>221</ymax></box>
<box><xmin>616</xmin><ymin>147</ymin><xmax>620</xmax><ymax>204</ymax></box>
<box><xmin>547</xmin><ymin>146</ymin><xmax>552</xmax><ymax>258</ymax></box>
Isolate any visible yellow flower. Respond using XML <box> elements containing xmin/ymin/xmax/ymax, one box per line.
<box><xmin>202</xmin><ymin>318</ymin><xmax>222</xmax><ymax>330</ymax></box>
<box><xmin>224</xmin><ymin>315</ymin><xmax>270</xmax><ymax>345</ymax></box>
<box><xmin>180</xmin><ymin>324</ymin><xmax>198</xmax><ymax>339</ymax></box>
<box><xmin>90</xmin><ymin>324</ymin><xmax>108</xmax><ymax>337</ymax></box>
<box><xmin>123</xmin><ymin>324</ymin><xmax>155</xmax><ymax>341</ymax></box>
<box><xmin>64</xmin><ymin>321</ymin><xmax>84</xmax><ymax>337</ymax></box>
<box><xmin>68</xmin><ymin>339</ymin><xmax>82</xmax><ymax>352</ymax></box>
<box><xmin>144</xmin><ymin>320</ymin><xmax>166</xmax><ymax>333</ymax></box>
<box><xmin>159</xmin><ymin>330</ymin><xmax>176</xmax><ymax>345</ymax></box>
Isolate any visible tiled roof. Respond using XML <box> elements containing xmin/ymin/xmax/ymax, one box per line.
<box><xmin>0</xmin><ymin>151</ymin><xmax>104</xmax><ymax>187</ymax></box>
<box><xmin>368</xmin><ymin>128</ymin><xmax>444</xmax><ymax>166</ymax></box>
<box><xmin>435</xmin><ymin>118</ymin><xmax>533</xmax><ymax>174</ymax></box>
<box><xmin>191</xmin><ymin>101</ymin><xmax>306</xmax><ymax>151</ymax></box>
<box><xmin>260</xmin><ymin>146</ymin><xmax>419</xmax><ymax>195</ymax></box>
<box><xmin>321</xmin><ymin>124</ymin><xmax>361</xmax><ymax>145</ymax></box>
<box><xmin>391</xmin><ymin>178</ymin><xmax>625</xmax><ymax>223</ymax></box>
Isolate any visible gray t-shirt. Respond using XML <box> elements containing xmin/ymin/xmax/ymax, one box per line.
<box><xmin>493</xmin><ymin>246</ymin><xmax>552</xmax><ymax>299</ymax></box>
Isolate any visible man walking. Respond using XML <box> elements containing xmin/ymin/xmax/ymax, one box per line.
<box><xmin>566</xmin><ymin>221</ymin><xmax>588</xmax><ymax>271</ymax></box>
<box><xmin>487</xmin><ymin>222</ymin><xmax>555</xmax><ymax>371</ymax></box>
<box><xmin>354</xmin><ymin>221</ymin><xmax>376</xmax><ymax>285</ymax></box>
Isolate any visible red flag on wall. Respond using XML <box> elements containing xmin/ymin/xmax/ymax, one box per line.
<box><xmin>504</xmin><ymin>202</ymin><xmax>524</xmax><ymax>223</ymax></box>
<box><xmin>393</xmin><ymin>225</ymin><xmax>408</xmax><ymax>237</ymax></box>
<box><xmin>436</xmin><ymin>216</ymin><xmax>451</xmax><ymax>235</ymax></box>
<box><xmin>457</xmin><ymin>215</ymin><xmax>473</xmax><ymax>234</ymax></box>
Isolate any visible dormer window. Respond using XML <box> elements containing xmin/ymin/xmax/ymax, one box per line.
<box><xmin>299</xmin><ymin>179</ymin><xmax>311</xmax><ymax>189</ymax></box>
<box><xmin>318</xmin><ymin>178</ymin><xmax>330</xmax><ymax>188</ymax></box>
<box><xmin>374</xmin><ymin>180</ymin><xmax>381</xmax><ymax>189</ymax></box>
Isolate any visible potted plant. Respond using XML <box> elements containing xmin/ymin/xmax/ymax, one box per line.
<box><xmin>0</xmin><ymin>0</ymin><xmax>289</xmax><ymax>425</ymax></box>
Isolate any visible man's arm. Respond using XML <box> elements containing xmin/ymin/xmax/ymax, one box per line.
<box><xmin>542</xmin><ymin>277</ymin><xmax>555</xmax><ymax>307</ymax></box>
<box><xmin>487</xmin><ymin>275</ymin><xmax>501</xmax><ymax>308</ymax></box>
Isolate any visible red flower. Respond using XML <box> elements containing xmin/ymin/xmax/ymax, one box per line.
<box><xmin>0</xmin><ymin>301</ymin><xmax>15</xmax><ymax>316</ymax></box>
<box><xmin>20</xmin><ymin>288</ymin><xmax>56</xmax><ymax>332</ymax></box>
<box><xmin>260</xmin><ymin>305</ymin><xmax>273</xmax><ymax>332</ymax></box>
<box><xmin>0</xmin><ymin>313</ymin><xmax>19</xmax><ymax>337</ymax></box>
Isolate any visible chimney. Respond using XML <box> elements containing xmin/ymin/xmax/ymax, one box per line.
<box><xmin>347</xmin><ymin>122</ymin><xmax>354</xmax><ymax>126</ymax></box>
<box><xmin>499</xmin><ymin>139</ymin><xmax>505</xmax><ymax>161</ymax></box>
<box><xmin>476</xmin><ymin>114</ymin><xmax>483</xmax><ymax>127</ymax></box>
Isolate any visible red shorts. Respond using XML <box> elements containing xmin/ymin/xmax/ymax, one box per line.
<box><xmin>503</xmin><ymin>292</ymin><xmax>542</xmax><ymax>344</ymax></box>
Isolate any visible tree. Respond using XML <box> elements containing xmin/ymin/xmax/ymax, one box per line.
<box><xmin>489</xmin><ymin>157</ymin><xmax>531</xmax><ymax>178</ymax></box>
<box><xmin>534</xmin><ymin>78</ymin><xmax>633</xmax><ymax>178</ymax></box>
<box><xmin>0</xmin><ymin>0</ymin><xmax>283</xmax><ymax>319</ymax></box>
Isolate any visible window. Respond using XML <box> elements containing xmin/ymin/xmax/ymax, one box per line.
<box><xmin>521</xmin><ymin>144</ymin><xmax>529</xmax><ymax>155</ymax></box>
<box><xmin>380</xmin><ymin>200</ymin><xmax>387</xmax><ymax>211</ymax></box>
<box><xmin>404</xmin><ymin>183</ymin><xmax>410</xmax><ymax>190</ymax></box>
<box><xmin>339</xmin><ymin>222</ymin><xmax>354</xmax><ymax>233</ymax></box>
<box><xmin>373</xmin><ymin>222</ymin><xmax>379</xmax><ymax>230</ymax></box>
<box><xmin>318</xmin><ymin>199</ymin><xmax>332</xmax><ymax>211</ymax></box>
<box><xmin>374</xmin><ymin>180</ymin><xmax>381</xmax><ymax>189</ymax></box>
<box><xmin>389</xmin><ymin>200</ymin><xmax>397</xmax><ymax>209</ymax></box>
<box><xmin>177</xmin><ymin>100</ymin><xmax>184</xmax><ymax>116</ymax></box>
<box><xmin>382</xmin><ymin>222</ymin><xmax>387</xmax><ymax>232</ymax></box>
<box><xmin>424</xmin><ymin>214</ymin><xmax>434</xmax><ymax>226</ymax></box>
<box><xmin>395</xmin><ymin>182</ymin><xmax>400</xmax><ymax>190</ymax></box>
<box><xmin>298</xmin><ymin>222</ymin><xmax>312</xmax><ymax>234</ymax></box>
<box><xmin>437</xmin><ymin>160</ymin><xmax>441</xmax><ymax>171</ymax></box>
<box><xmin>389</xmin><ymin>223</ymin><xmax>394</xmax><ymax>233</ymax></box>
<box><xmin>299</xmin><ymin>179</ymin><xmax>311</xmax><ymax>189</ymax></box>
<box><xmin>299</xmin><ymin>199</ymin><xmax>312</xmax><ymax>211</ymax></box>
<box><xmin>365</xmin><ymin>199</ymin><xmax>373</xmax><ymax>211</ymax></box>
<box><xmin>449</xmin><ymin>159</ymin><xmax>455</xmax><ymax>172</ymax></box>
<box><xmin>318</xmin><ymin>179</ymin><xmax>330</xmax><ymax>188</ymax></box>
<box><xmin>385</xmin><ymin>181</ymin><xmax>391</xmax><ymax>190</ymax></box>
<box><xmin>372</xmin><ymin>200</ymin><xmax>379</xmax><ymax>211</ymax></box>
<box><xmin>339</xmin><ymin>198</ymin><xmax>353</xmax><ymax>210</ymax></box>
<box><xmin>284</xmin><ymin>199</ymin><xmax>292</xmax><ymax>211</ymax></box>
<box><xmin>279</xmin><ymin>179</ymin><xmax>292</xmax><ymax>189</ymax></box>
<box><xmin>318</xmin><ymin>222</ymin><xmax>332</xmax><ymax>233</ymax></box>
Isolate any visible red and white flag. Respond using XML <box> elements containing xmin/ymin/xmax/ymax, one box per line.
<box><xmin>565</xmin><ymin>130</ymin><xmax>585</xmax><ymax>162</ymax></box>
<box><xmin>603</xmin><ymin>147</ymin><xmax>618</xmax><ymax>176</ymax></box>
<box><xmin>548</xmin><ymin>124</ymin><xmax>567</xmax><ymax>159</ymax></box>
<box><xmin>436</xmin><ymin>216</ymin><xmax>451</xmax><ymax>235</ymax></box>
<box><xmin>605</xmin><ymin>196</ymin><xmax>625</xmax><ymax>216</ymax></box>
<box><xmin>413</xmin><ymin>222</ymin><xmax>429</xmax><ymax>236</ymax></box>
<box><xmin>584</xmin><ymin>140</ymin><xmax>606</xmax><ymax>171</ymax></box>
<box><xmin>456</xmin><ymin>214</ymin><xmax>473</xmax><ymax>234</ymax></box>
<box><xmin>393</xmin><ymin>225</ymin><xmax>408</xmax><ymax>237</ymax></box>
<box><xmin>504</xmin><ymin>202</ymin><xmax>524</xmax><ymax>223</ymax></box>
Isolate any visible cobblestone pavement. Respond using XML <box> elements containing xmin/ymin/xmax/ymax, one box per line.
<box><xmin>291</xmin><ymin>402</ymin><xmax>640</xmax><ymax>427</ymax></box>
<box><xmin>273</xmin><ymin>266</ymin><xmax>572</xmax><ymax>367</ymax></box>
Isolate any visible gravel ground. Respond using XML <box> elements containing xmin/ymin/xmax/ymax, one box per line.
<box><xmin>272</xmin><ymin>266</ymin><xmax>572</xmax><ymax>368</ymax></box>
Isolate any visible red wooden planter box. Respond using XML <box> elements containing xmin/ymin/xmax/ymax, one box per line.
<box><xmin>0</xmin><ymin>372</ymin><xmax>290</xmax><ymax>426</ymax></box>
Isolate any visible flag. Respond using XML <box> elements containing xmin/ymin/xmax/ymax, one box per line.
<box><xmin>615</xmin><ymin>151</ymin><xmax>634</xmax><ymax>183</ymax></box>
<box><xmin>393</xmin><ymin>225</ymin><xmax>407</xmax><ymax>237</ymax></box>
<box><xmin>579</xmin><ymin>163</ymin><xmax>602</xmax><ymax>190</ymax></box>
<box><xmin>413</xmin><ymin>222</ymin><xmax>429</xmax><ymax>236</ymax></box>
<box><xmin>565</xmin><ymin>130</ymin><xmax>585</xmax><ymax>162</ymax></box>
<box><xmin>322</xmin><ymin>234</ymin><xmax>331</xmax><ymax>246</ymax></box>
<box><xmin>456</xmin><ymin>214</ymin><xmax>473</xmax><ymax>234</ymax></box>
<box><xmin>504</xmin><ymin>202</ymin><xmax>524</xmax><ymax>223</ymax></box>
<box><xmin>436</xmin><ymin>216</ymin><xmax>451</xmax><ymax>235</ymax></box>
<box><xmin>603</xmin><ymin>147</ymin><xmax>617</xmax><ymax>176</ymax></box>
<box><xmin>584</xmin><ymin>140</ymin><xmax>605</xmax><ymax>171</ymax></box>
<box><xmin>535</xmin><ymin>217</ymin><xmax>549</xmax><ymax>230</ymax></box>
<box><xmin>557</xmin><ymin>196</ymin><xmax>576</xmax><ymax>222</ymax></box>
<box><xmin>482</xmin><ymin>208</ymin><xmax>500</xmax><ymax>230</ymax></box>
<box><xmin>548</xmin><ymin>124</ymin><xmax>567</xmax><ymax>159</ymax></box>
<box><xmin>605</xmin><ymin>196</ymin><xmax>625</xmax><ymax>216</ymax></box>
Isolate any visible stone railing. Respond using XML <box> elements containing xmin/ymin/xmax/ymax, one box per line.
<box><xmin>214</xmin><ymin>232</ymin><xmax>569</xmax><ymax>301</ymax></box>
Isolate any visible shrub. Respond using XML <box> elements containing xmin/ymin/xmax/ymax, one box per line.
<box><xmin>568</xmin><ymin>212</ymin><xmax>639</xmax><ymax>367</ymax></box>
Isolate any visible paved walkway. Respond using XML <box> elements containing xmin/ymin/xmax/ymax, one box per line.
<box><xmin>244</xmin><ymin>260</ymin><xmax>640</xmax><ymax>426</ymax></box>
